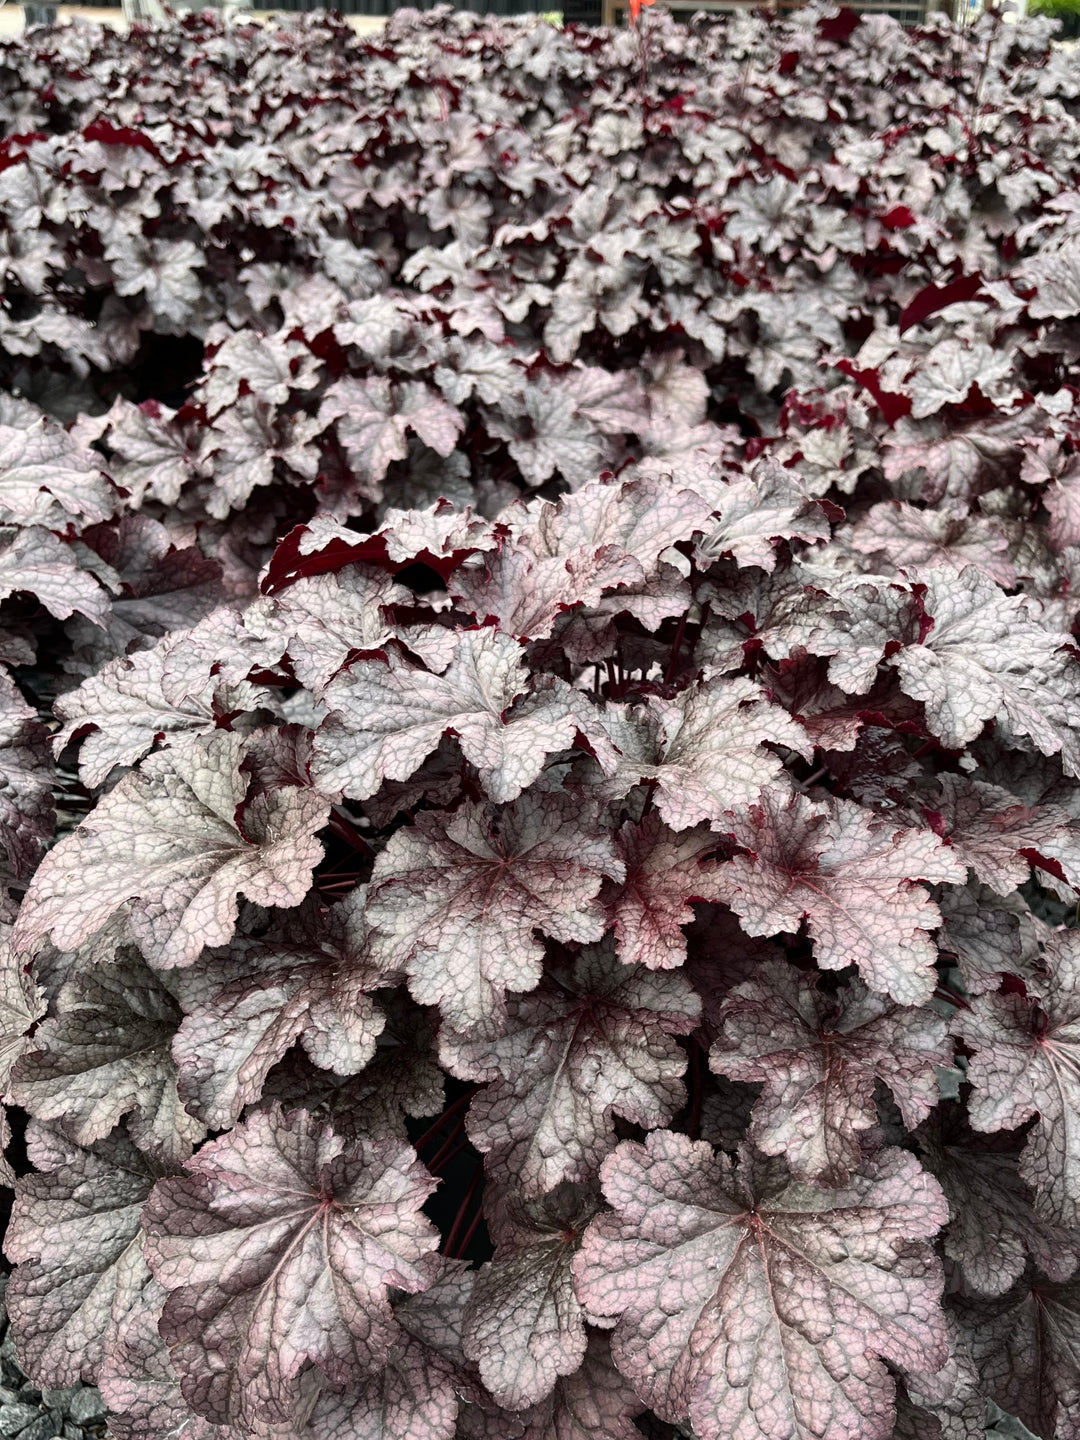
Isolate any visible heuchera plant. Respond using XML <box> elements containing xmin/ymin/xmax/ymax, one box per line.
<box><xmin>0</xmin><ymin>2</ymin><xmax>1079</xmax><ymax>1437</ymax></box>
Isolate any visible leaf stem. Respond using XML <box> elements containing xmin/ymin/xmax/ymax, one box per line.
<box><xmin>451</xmin><ymin>1199</ymin><xmax>486</xmax><ymax>1261</ymax></box>
<box><xmin>793</xmin><ymin>764</ymin><xmax>828</xmax><ymax>793</ymax></box>
<box><xmin>327</xmin><ymin>806</ymin><xmax>373</xmax><ymax>856</ymax></box>
<box><xmin>933</xmin><ymin>983</ymin><xmax>972</xmax><ymax>1012</ymax></box>
<box><xmin>444</xmin><ymin>1163</ymin><xmax>484</xmax><ymax>1258</ymax></box>
<box><xmin>427</xmin><ymin>1124</ymin><xmax>468</xmax><ymax>1174</ymax></box>
<box><xmin>414</xmin><ymin>1088</ymin><xmax>477</xmax><ymax>1154</ymax></box>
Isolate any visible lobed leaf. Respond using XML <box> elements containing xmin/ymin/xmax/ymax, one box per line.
<box><xmin>142</xmin><ymin>1105</ymin><xmax>441</xmax><ymax>1427</ymax></box>
<box><xmin>13</xmin><ymin>732</ymin><xmax>328</xmax><ymax>968</ymax></box>
<box><xmin>574</xmin><ymin>1133</ymin><xmax>949</xmax><ymax>1440</ymax></box>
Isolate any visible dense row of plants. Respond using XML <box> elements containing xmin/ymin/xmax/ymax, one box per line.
<box><xmin>0</xmin><ymin>3</ymin><xmax>1079</xmax><ymax>1437</ymax></box>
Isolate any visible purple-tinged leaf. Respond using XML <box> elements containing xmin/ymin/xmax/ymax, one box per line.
<box><xmin>741</xmin><ymin>575</ymin><xmax>916</xmax><ymax>698</ymax></box>
<box><xmin>516</xmin><ymin>1331</ymin><xmax>642</xmax><ymax>1440</ymax></box>
<box><xmin>0</xmin><ymin>525</ymin><xmax>110</xmax><ymax>625</ymax></box>
<box><xmin>14</xmin><ymin>731</ymin><xmax>328</xmax><ymax>968</ymax></box>
<box><xmin>923</xmin><ymin>772</ymin><xmax>1073</xmax><ymax>897</ymax></box>
<box><xmin>892</xmin><ymin>1314</ymin><xmax>986</xmax><ymax>1440</ymax></box>
<box><xmin>905</xmin><ymin>339</ymin><xmax>1014</xmax><ymax>420</ymax></box>
<box><xmin>713</xmin><ymin>787</ymin><xmax>964</xmax><ymax>1004</ymax></box>
<box><xmin>98</xmin><ymin>1277</ymin><xmax>248</xmax><ymax>1440</ymax></box>
<box><xmin>312</xmin><ymin>629</ymin><xmax>590</xmax><ymax>804</ymax></box>
<box><xmin>1018</xmin><ymin>236</ymin><xmax>1080</xmax><ymax>319</ymax></box>
<box><xmin>606</xmin><ymin>815</ymin><xmax>727</xmax><ymax>970</ymax></box>
<box><xmin>711</xmin><ymin>960</ymin><xmax>951</xmax><ymax>1185</ymax></box>
<box><xmin>155</xmin><ymin>607</ymin><xmax>265</xmax><ymax>709</ymax></box>
<box><xmin>202</xmin><ymin>397</ymin><xmax>322</xmax><ymax>519</ymax></box>
<box><xmin>952</xmin><ymin>929</ymin><xmax>1080</xmax><ymax>1225</ymax></box>
<box><xmin>574</xmin><ymin>1134</ymin><xmax>949</xmax><ymax>1440</ymax></box>
<box><xmin>10</xmin><ymin>953</ymin><xmax>204</xmax><ymax>1164</ymax></box>
<box><xmin>102</xmin><ymin>397</ymin><xmax>205</xmax><ymax>507</ymax></box>
<box><xmin>256</xmin><ymin>993</ymin><xmax>445</xmax><ymax>1143</ymax></box>
<box><xmin>279</xmin><ymin>1259</ymin><xmax>475</xmax><ymax>1440</ymax></box>
<box><xmin>261</xmin><ymin>504</ymin><xmax>493</xmax><ymax>596</ymax></box>
<box><xmin>0</xmin><ymin>924</ymin><xmax>45</xmax><ymax>1185</ymax></box>
<box><xmin>4</xmin><ymin>1123</ymin><xmax>161</xmax><ymax>1387</ymax></box>
<box><xmin>447</xmin><ymin>474</ymin><xmax>709</xmax><ymax>642</ymax></box>
<box><xmin>320</xmin><ymin>376</ymin><xmax>464</xmax><ymax>498</ymax></box>
<box><xmin>891</xmin><ymin>567</ymin><xmax>1080</xmax><ymax>772</ymax></box>
<box><xmin>447</xmin><ymin>536</ymin><xmax>622</xmax><ymax>643</ymax></box>
<box><xmin>142</xmin><ymin>1104</ymin><xmax>440</xmax><ymax>1427</ymax></box>
<box><xmin>455</xmin><ymin>1397</ymin><xmax>526</xmax><ymax>1440</ymax></box>
<box><xmin>201</xmin><ymin>330</ymin><xmax>320</xmax><ymax>420</ymax></box>
<box><xmin>481</xmin><ymin>372</ymin><xmax>605</xmax><ymax>487</ymax></box>
<box><xmin>526</xmin><ymin>473</ymin><xmax>714</xmax><ymax>575</ymax></box>
<box><xmin>53</xmin><ymin>642</ymin><xmax>273</xmax><ymax>787</ymax></box>
<box><xmin>361</xmin><ymin>733</ymin><xmax>466</xmax><ymax>828</ymax></box>
<box><xmin>173</xmin><ymin>888</ymin><xmax>387</xmax><ymax>1130</ymax></box>
<box><xmin>1045</xmin><ymin>468</ymin><xmax>1080</xmax><ymax>554</ymax></box>
<box><xmin>442</xmin><ymin>939</ymin><xmax>699</xmax><ymax>1196</ymax></box>
<box><xmin>0</xmin><ymin>670</ymin><xmax>53</xmax><ymax>890</ymax></box>
<box><xmin>67</xmin><ymin>515</ymin><xmax>224</xmax><ymax>675</ymax></box>
<box><xmin>973</xmin><ymin>748</ymin><xmax>1080</xmax><ymax>896</ymax></box>
<box><xmin>693</xmin><ymin>462</ymin><xmax>834</xmax><ymax>571</ymax></box>
<box><xmin>0</xmin><ymin>402</ymin><xmax>116</xmax><ymax>527</ymax></box>
<box><xmin>954</xmin><ymin>1276</ymin><xmax>1080</xmax><ymax>1440</ymax></box>
<box><xmin>244</xmin><ymin>565</ymin><xmax>407</xmax><ymax>692</ymax></box>
<box><xmin>936</xmin><ymin>883</ymin><xmax>1043</xmax><ymax>996</ymax></box>
<box><xmin>600</xmin><ymin>678</ymin><xmax>810</xmax><ymax>831</ymax></box>
<box><xmin>463</xmin><ymin>1183</ymin><xmax>595</xmax><ymax>1409</ymax></box>
<box><xmin>366</xmin><ymin>791</ymin><xmax>623</xmax><ymax>1032</ymax></box>
<box><xmin>850</xmin><ymin>501</ymin><xmax>1017</xmax><ymax>588</ymax></box>
<box><xmin>921</xmin><ymin>1120</ymin><xmax>1080</xmax><ymax>1298</ymax></box>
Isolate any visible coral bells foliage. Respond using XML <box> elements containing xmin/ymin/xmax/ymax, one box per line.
<box><xmin>5</xmin><ymin>5</ymin><xmax>1080</xmax><ymax>1440</ymax></box>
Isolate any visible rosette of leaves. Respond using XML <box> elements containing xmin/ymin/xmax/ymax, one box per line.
<box><xmin>2</xmin><ymin>446</ymin><xmax>1076</xmax><ymax>1439</ymax></box>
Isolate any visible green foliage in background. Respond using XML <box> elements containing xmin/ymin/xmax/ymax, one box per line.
<box><xmin>1030</xmin><ymin>0</ymin><xmax>1080</xmax><ymax>19</ymax></box>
